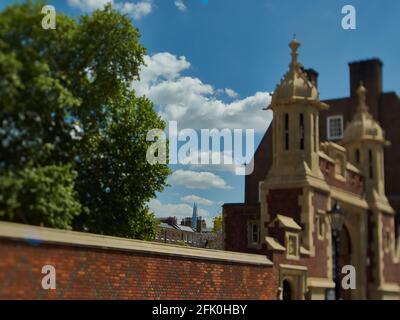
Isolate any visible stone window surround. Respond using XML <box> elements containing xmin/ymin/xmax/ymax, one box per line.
<box><xmin>248</xmin><ymin>220</ymin><xmax>260</xmax><ymax>248</ymax></box>
<box><xmin>316</xmin><ymin>209</ymin><xmax>326</xmax><ymax>240</ymax></box>
<box><xmin>285</xmin><ymin>231</ymin><xmax>300</xmax><ymax>260</ymax></box>
<box><xmin>327</xmin><ymin>115</ymin><xmax>344</xmax><ymax>140</ymax></box>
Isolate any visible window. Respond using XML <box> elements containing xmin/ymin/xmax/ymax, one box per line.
<box><xmin>252</xmin><ymin>223</ymin><xmax>259</xmax><ymax>244</ymax></box>
<box><xmin>327</xmin><ymin>115</ymin><xmax>344</xmax><ymax>140</ymax></box>
<box><xmin>316</xmin><ymin>211</ymin><xmax>326</xmax><ymax>240</ymax></box>
<box><xmin>288</xmin><ymin>236</ymin><xmax>297</xmax><ymax>255</ymax></box>
<box><xmin>286</xmin><ymin>232</ymin><xmax>299</xmax><ymax>259</ymax></box>
<box><xmin>284</xmin><ymin>113</ymin><xmax>289</xmax><ymax>150</ymax></box>
<box><xmin>384</xmin><ymin>230</ymin><xmax>391</xmax><ymax>253</ymax></box>
<box><xmin>318</xmin><ymin>216</ymin><xmax>325</xmax><ymax>238</ymax></box>
<box><xmin>248</xmin><ymin>221</ymin><xmax>260</xmax><ymax>246</ymax></box>
<box><xmin>299</xmin><ymin>113</ymin><xmax>304</xmax><ymax>150</ymax></box>
<box><xmin>355</xmin><ymin>149</ymin><xmax>360</xmax><ymax>164</ymax></box>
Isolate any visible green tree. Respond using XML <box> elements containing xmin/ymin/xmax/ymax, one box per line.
<box><xmin>0</xmin><ymin>1</ymin><xmax>169</xmax><ymax>239</ymax></box>
<box><xmin>212</xmin><ymin>215</ymin><xmax>223</xmax><ymax>234</ymax></box>
<box><xmin>0</xmin><ymin>165</ymin><xmax>81</xmax><ymax>229</ymax></box>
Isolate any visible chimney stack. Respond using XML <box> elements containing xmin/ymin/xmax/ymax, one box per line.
<box><xmin>349</xmin><ymin>59</ymin><xmax>383</xmax><ymax>119</ymax></box>
<box><xmin>302</xmin><ymin>68</ymin><xmax>319</xmax><ymax>88</ymax></box>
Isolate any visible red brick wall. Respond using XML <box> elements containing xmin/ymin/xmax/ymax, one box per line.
<box><xmin>266</xmin><ymin>189</ymin><xmax>303</xmax><ymax>227</ymax></box>
<box><xmin>381</xmin><ymin>214</ymin><xmax>400</xmax><ymax>284</ymax></box>
<box><xmin>268</xmin><ymin>191</ymin><xmax>330</xmax><ymax>279</ymax></box>
<box><xmin>380</xmin><ymin>93</ymin><xmax>400</xmax><ymax>206</ymax></box>
<box><xmin>0</xmin><ymin>238</ymin><xmax>278</xmax><ymax>300</ymax></box>
<box><xmin>223</xmin><ymin>204</ymin><xmax>260</xmax><ymax>254</ymax></box>
<box><xmin>245</xmin><ymin>130</ymin><xmax>273</xmax><ymax>204</ymax></box>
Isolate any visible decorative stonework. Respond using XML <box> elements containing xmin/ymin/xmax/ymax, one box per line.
<box><xmin>223</xmin><ymin>39</ymin><xmax>400</xmax><ymax>300</ymax></box>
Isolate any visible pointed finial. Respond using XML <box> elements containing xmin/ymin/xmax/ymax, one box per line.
<box><xmin>289</xmin><ymin>35</ymin><xmax>301</xmax><ymax>72</ymax></box>
<box><xmin>357</xmin><ymin>81</ymin><xmax>368</xmax><ymax>112</ymax></box>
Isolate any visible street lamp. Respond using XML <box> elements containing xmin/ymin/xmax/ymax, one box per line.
<box><xmin>328</xmin><ymin>202</ymin><xmax>344</xmax><ymax>233</ymax></box>
<box><xmin>327</xmin><ymin>201</ymin><xmax>345</xmax><ymax>300</ymax></box>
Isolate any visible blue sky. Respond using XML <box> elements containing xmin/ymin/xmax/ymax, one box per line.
<box><xmin>2</xmin><ymin>0</ymin><xmax>400</xmax><ymax>226</ymax></box>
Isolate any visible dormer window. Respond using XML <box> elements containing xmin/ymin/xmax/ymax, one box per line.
<box><xmin>327</xmin><ymin>115</ymin><xmax>344</xmax><ymax>140</ymax></box>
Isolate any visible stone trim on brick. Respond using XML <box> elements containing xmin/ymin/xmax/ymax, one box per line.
<box><xmin>0</xmin><ymin>222</ymin><xmax>273</xmax><ymax>267</ymax></box>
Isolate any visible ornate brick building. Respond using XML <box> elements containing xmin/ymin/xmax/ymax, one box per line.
<box><xmin>223</xmin><ymin>39</ymin><xmax>400</xmax><ymax>300</ymax></box>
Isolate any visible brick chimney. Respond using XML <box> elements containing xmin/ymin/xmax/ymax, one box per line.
<box><xmin>349</xmin><ymin>59</ymin><xmax>383</xmax><ymax>120</ymax></box>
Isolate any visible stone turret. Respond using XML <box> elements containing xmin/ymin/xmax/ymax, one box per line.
<box><xmin>342</xmin><ymin>82</ymin><xmax>393</xmax><ymax>212</ymax></box>
<box><xmin>267</xmin><ymin>37</ymin><xmax>329</xmax><ymax>185</ymax></box>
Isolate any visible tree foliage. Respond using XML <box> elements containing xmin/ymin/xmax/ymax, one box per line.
<box><xmin>0</xmin><ymin>165</ymin><xmax>81</xmax><ymax>229</ymax></box>
<box><xmin>212</xmin><ymin>215</ymin><xmax>222</xmax><ymax>234</ymax></box>
<box><xmin>0</xmin><ymin>1</ymin><xmax>169</xmax><ymax>240</ymax></box>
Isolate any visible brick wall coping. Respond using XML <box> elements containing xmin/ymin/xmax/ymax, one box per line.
<box><xmin>0</xmin><ymin>221</ymin><xmax>273</xmax><ymax>266</ymax></box>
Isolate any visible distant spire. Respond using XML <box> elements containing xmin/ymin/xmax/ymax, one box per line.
<box><xmin>357</xmin><ymin>81</ymin><xmax>369</xmax><ymax>113</ymax></box>
<box><xmin>192</xmin><ymin>203</ymin><xmax>198</xmax><ymax>230</ymax></box>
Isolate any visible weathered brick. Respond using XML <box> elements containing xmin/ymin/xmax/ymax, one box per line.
<box><xmin>0</xmin><ymin>238</ymin><xmax>278</xmax><ymax>300</ymax></box>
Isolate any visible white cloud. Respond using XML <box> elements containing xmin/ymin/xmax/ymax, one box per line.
<box><xmin>116</xmin><ymin>1</ymin><xmax>153</xmax><ymax>19</ymax></box>
<box><xmin>174</xmin><ymin>0</ymin><xmax>187</xmax><ymax>11</ymax></box>
<box><xmin>68</xmin><ymin>0</ymin><xmax>111</xmax><ymax>11</ymax></box>
<box><xmin>133</xmin><ymin>52</ymin><xmax>272</xmax><ymax>132</ymax></box>
<box><xmin>180</xmin><ymin>150</ymin><xmax>246</xmax><ymax>174</ymax></box>
<box><xmin>136</xmin><ymin>53</ymin><xmax>190</xmax><ymax>94</ymax></box>
<box><xmin>68</xmin><ymin>0</ymin><xmax>153</xmax><ymax>19</ymax></box>
<box><xmin>181</xmin><ymin>195</ymin><xmax>214</xmax><ymax>206</ymax></box>
<box><xmin>224</xmin><ymin>88</ymin><xmax>239</xmax><ymax>99</ymax></box>
<box><xmin>169</xmin><ymin>170</ymin><xmax>232</xmax><ymax>190</ymax></box>
<box><xmin>149</xmin><ymin>199</ymin><xmax>209</xmax><ymax>220</ymax></box>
